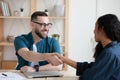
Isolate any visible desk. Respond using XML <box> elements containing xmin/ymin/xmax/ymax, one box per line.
<box><xmin>0</xmin><ymin>70</ymin><xmax>79</xmax><ymax>80</ymax></box>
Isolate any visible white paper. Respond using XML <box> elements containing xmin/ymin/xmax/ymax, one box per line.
<box><xmin>0</xmin><ymin>72</ymin><xmax>25</xmax><ymax>80</ymax></box>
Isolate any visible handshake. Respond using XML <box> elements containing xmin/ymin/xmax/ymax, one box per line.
<box><xmin>45</xmin><ymin>53</ymin><xmax>65</xmax><ymax>66</ymax></box>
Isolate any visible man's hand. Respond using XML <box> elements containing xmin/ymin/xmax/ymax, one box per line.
<box><xmin>54</xmin><ymin>53</ymin><xmax>65</xmax><ymax>62</ymax></box>
<box><xmin>20</xmin><ymin>66</ymin><xmax>35</xmax><ymax>72</ymax></box>
<box><xmin>46</xmin><ymin>53</ymin><xmax>63</xmax><ymax>66</ymax></box>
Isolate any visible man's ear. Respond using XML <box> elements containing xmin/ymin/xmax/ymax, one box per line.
<box><xmin>30</xmin><ymin>21</ymin><xmax>33</xmax><ymax>27</ymax></box>
<box><xmin>31</xmin><ymin>21</ymin><xmax>36</xmax><ymax>28</ymax></box>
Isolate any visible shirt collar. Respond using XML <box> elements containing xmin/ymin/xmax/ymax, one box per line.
<box><xmin>104</xmin><ymin>41</ymin><xmax>118</xmax><ymax>49</ymax></box>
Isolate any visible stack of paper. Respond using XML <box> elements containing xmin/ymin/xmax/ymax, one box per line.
<box><xmin>0</xmin><ymin>72</ymin><xmax>25</xmax><ymax>80</ymax></box>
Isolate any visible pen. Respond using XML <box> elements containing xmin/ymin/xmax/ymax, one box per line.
<box><xmin>2</xmin><ymin>73</ymin><xmax>7</xmax><ymax>77</ymax></box>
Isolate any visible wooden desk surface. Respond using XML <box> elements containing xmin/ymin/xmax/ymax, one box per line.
<box><xmin>0</xmin><ymin>70</ymin><xmax>79</xmax><ymax>80</ymax></box>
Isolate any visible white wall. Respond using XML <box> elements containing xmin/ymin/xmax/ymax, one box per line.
<box><xmin>68</xmin><ymin>0</ymin><xmax>120</xmax><ymax>71</ymax></box>
<box><xmin>97</xmin><ymin>0</ymin><xmax>120</xmax><ymax>19</ymax></box>
<box><xmin>68</xmin><ymin>0</ymin><xmax>96</xmax><ymax>71</ymax></box>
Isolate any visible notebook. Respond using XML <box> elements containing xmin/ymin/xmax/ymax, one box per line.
<box><xmin>23</xmin><ymin>71</ymin><xmax>63</xmax><ymax>78</ymax></box>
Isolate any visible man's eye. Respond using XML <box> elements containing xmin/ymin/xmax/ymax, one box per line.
<box><xmin>40</xmin><ymin>23</ymin><xmax>45</xmax><ymax>26</ymax></box>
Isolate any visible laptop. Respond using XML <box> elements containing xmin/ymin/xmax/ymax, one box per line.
<box><xmin>23</xmin><ymin>71</ymin><xmax>63</xmax><ymax>78</ymax></box>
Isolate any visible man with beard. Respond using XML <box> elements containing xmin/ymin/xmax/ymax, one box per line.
<box><xmin>14</xmin><ymin>11</ymin><xmax>62</xmax><ymax>72</ymax></box>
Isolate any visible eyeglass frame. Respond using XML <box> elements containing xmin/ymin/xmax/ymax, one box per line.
<box><xmin>32</xmin><ymin>21</ymin><xmax>52</xmax><ymax>28</ymax></box>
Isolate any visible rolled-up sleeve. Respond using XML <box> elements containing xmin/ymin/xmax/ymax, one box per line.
<box><xmin>76</xmin><ymin>62</ymin><xmax>94</xmax><ymax>76</ymax></box>
<box><xmin>14</xmin><ymin>37</ymin><xmax>27</xmax><ymax>52</ymax></box>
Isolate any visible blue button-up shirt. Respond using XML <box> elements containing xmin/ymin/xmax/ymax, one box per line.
<box><xmin>14</xmin><ymin>32</ymin><xmax>61</xmax><ymax>70</ymax></box>
<box><xmin>76</xmin><ymin>41</ymin><xmax>120</xmax><ymax>80</ymax></box>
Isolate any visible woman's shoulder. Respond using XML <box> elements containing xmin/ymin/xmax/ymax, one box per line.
<box><xmin>103</xmin><ymin>42</ymin><xmax>120</xmax><ymax>61</ymax></box>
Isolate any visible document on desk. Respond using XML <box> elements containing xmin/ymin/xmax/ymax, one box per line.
<box><xmin>0</xmin><ymin>72</ymin><xmax>25</xmax><ymax>80</ymax></box>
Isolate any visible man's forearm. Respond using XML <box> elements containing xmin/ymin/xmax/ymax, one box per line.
<box><xmin>18</xmin><ymin>48</ymin><xmax>62</xmax><ymax>65</ymax></box>
<box><xmin>18</xmin><ymin>49</ymin><xmax>50</xmax><ymax>62</ymax></box>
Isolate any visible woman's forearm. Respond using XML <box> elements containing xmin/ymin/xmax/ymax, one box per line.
<box><xmin>62</xmin><ymin>57</ymin><xmax>77</xmax><ymax>69</ymax></box>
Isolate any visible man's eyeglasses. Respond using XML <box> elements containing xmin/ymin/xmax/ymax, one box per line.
<box><xmin>32</xmin><ymin>21</ymin><xmax>52</xmax><ymax>28</ymax></box>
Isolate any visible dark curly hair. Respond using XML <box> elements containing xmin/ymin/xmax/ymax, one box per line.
<box><xmin>93</xmin><ymin>14</ymin><xmax>120</xmax><ymax>59</ymax></box>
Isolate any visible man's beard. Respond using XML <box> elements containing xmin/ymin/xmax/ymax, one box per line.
<box><xmin>35</xmin><ymin>29</ymin><xmax>47</xmax><ymax>39</ymax></box>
